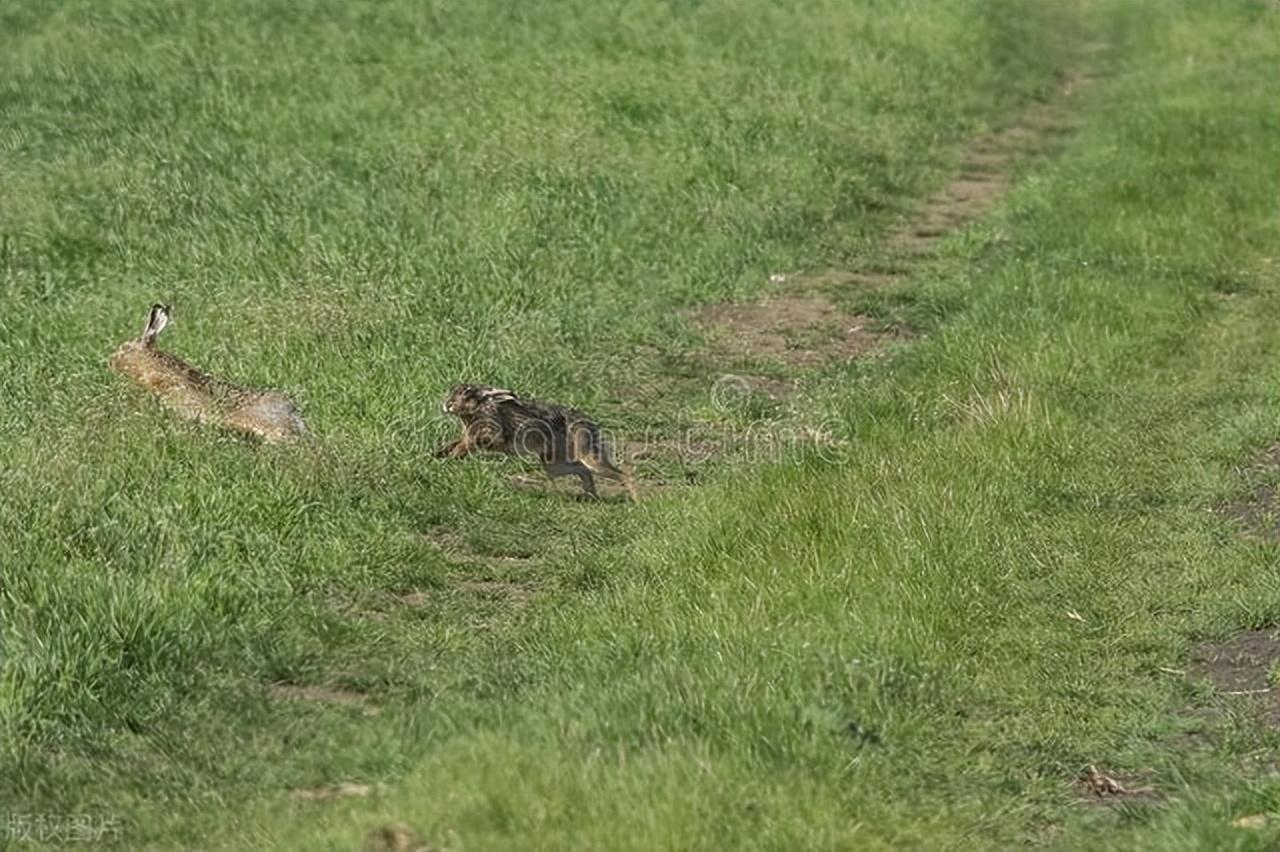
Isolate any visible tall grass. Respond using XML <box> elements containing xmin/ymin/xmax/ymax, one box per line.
<box><xmin>4</xmin><ymin>0</ymin><xmax>1280</xmax><ymax>848</ymax></box>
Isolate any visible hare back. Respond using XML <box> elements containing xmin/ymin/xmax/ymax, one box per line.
<box><xmin>111</xmin><ymin>346</ymin><xmax>305</xmax><ymax>441</ymax></box>
<box><xmin>497</xmin><ymin>399</ymin><xmax>608</xmax><ymax>464</ymax></box>
<box><xmin>111</xmin><ymin>346</ymin><xmax>244</xmax><ymax>404</ymax></box>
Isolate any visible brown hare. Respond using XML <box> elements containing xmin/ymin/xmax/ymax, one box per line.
<box><xmin>109</xmin><ymin>304</ymin><xmax>307</xmax><ymax>443</ymax></box>
<box><xmin>436</xmin><ymin>383</ymin><xmax>637</xmax><ymax>500</ymax></box>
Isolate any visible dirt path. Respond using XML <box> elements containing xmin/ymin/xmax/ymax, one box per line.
<box><xmin>597</xmin><ymin>69</ymin><xmax>1101</xmax><ymax>491</ymax></box>
<box><xmin>696</xmin><ymin>70</ymin><xmax>1093</xmax><ymax>385</ymax></box>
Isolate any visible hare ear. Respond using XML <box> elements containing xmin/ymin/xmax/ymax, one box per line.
<box><xmin>483</xmin><ymin>387</ymin><xmax>518</xmax><ymax>404</ymax></box>
<box><xmin>141</xmin><ymin>304</ymin><xmax>170</xmax><ymax>343</ymax></box>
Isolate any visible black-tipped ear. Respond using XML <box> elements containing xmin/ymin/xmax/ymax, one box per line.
<box><xmin>482</xmin><ymin>386</ymin><xmax>518</xmax><ymax>404</ymax></box>
<box><xmin>141</xmin><ymin>304</ymin><xmax>170</xmax><ymax>344</ymax></box>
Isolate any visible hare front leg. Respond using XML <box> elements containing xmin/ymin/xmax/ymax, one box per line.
<box><xmin>599</xmin><ymin>463</ymin><xmax>638</xmax><ymax>501</ymax></box>
<box><xmin>580</xmin><ymin>453</ymin><xmax>637</xmax><ymax>502</ymax></box>
<box><xmin>435</xmin><ymin>435</ymin><xmax>475</xmax><ymax>459</ymax></box>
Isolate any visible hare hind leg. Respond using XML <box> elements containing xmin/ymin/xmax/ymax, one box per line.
<box><xmin>569</xmin><ymin>429</ymin><xmax>636</xmax><ymax>501</ymax></box>
<box><xmin>581</xmin><ymin>453</ymin><xmax>638</xmax><ymax>501</ymax></box>
<box><xmin>545</xmin><ymin>460</ymin><xmax>598</xmax><ymax>498</ymax></box>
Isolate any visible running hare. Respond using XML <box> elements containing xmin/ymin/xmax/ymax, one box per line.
<box><xmin>109</xmin><ymin>304</ymin><xmax>307</xmax><ymax>443</ymax></box>
<box><xmin>436</xmin><ymin>383</ymin><xmax>637</xmax><ymax>500</ymax></box>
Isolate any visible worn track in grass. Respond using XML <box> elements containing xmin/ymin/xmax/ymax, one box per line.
<box><xmin>695</xmin><ymin>70</ymin><xmax>1094</xmax><ymax>393</ymax></box>
<box><xmin>598</xmin><ymin>68</ymin><xmax>1098</xmax><ymax>489</ymax></box>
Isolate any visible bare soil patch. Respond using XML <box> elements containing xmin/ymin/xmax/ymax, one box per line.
<box><xmin>1189</xmin><ymin>629</ymin><xmax>1279</xmax><ymax>693</ymax></box>
<box><xmin>1218</xmin><ymin>442</ymin><xmax>1280</xmax><ymax>539</ymax></box>
<box><xmin>696</xmin><ymin>295</ymin><xmax>905</xmax><ymax>368</ymax></box>
<box><xmin>889</xmin><ymin>171</ymin><xmax>1012</xmax><ymax>255</ymax></box>
<box><xmin>1171</xmin><ymin>629</ymin><xmax>1280</xmax><ymax>751</ymax></box>
<box><xmin>1186</xmin><ymin>629</ymin><xmax>1280</xmax><ymax>731</ymax></box>
<box><xmin>888</xmin><ymin>72</ymin><xmax>1084</xmax><ymax>257</ymax></box>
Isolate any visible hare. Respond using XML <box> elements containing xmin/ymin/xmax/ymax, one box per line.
<box><xmin>109</xmin><ymin>304</ymin><xmax>307</xmax><ymax>443</ymax></box>
<box><xmin>436</xmin><ymin>383</ymin><xmax>637</xmax><ymax>500</ymax></box>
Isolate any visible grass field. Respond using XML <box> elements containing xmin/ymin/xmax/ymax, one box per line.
<box><xmin>3</xmin><ymin>0</ymin><xmax>1280</xmax><ymax>848</ymax></box>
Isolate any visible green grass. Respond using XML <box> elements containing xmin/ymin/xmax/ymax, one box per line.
<box><xmin>3</xmin><ymin>0</ymin><xmax>1280</xmax><ymax>848</ymax></box>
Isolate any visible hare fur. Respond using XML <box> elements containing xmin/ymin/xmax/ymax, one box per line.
<box><xmin>109</xmin><ymin>304</ymin><xmax>306</xmax><ymax>443</ymax></box>
<box><xmin>436</xmin><ymin>383</ymin><xmax>637</xmax><ymax>500</ymax></box>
